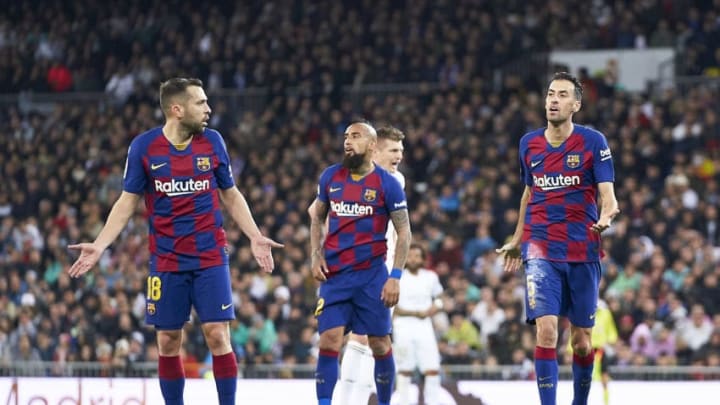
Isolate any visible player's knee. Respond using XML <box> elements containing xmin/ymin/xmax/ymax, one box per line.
<box><xmin>367</xmin><ymin>335</ymin><xmax>391</xmax><ymax>356</ymax></box>
<box><xmin>348</xmin><ymin>332</ymin><xmax>369</xmax><ymax>346</ymax></box>
<box><xmin>571</xmin><ymin>340</ymin><xmax>592</xmax><ymax>356</ymax></box>
<box><xmin>571</xmin><ymin>327</ymin><xmax>592</xmax><ymax>356</ymax></box>
<box><xmin>535</xmin><ymin>319</ymin><xmax>558</xmax><ymax>346</ymax></box>
<box><xmin>157</xmin><ymin>330</ymin><xmax>182</xmax><ymax>355</ymax></box>
<box><xmin>318</xmin><ymin>328</ymin><xmax>344</xmax><ymax>351</ymax></box>
<box><xmin>202</xmin><ymin>323</ymin><xmax>231</xmax><ymax>352</ymax></box>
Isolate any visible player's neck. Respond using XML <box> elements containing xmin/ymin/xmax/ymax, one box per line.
<box><xmin>162</xmin><ymin>123</ymin><xmax>194</xmax><ymax>145</ymax></box>
<box><xmin>545</xmin><ymin>121</ymin><xmax>574</xmax><ymax>146</ymax></box>
<box><xmin>350</xmin><ymin>161</ymin><xmax>375</xmax><ymax>177</ymax></box>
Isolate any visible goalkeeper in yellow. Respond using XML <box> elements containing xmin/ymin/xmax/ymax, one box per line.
<box><xmin>566</xmin><ymin>299</ymin><xmax>618</xmax><ymax>405</ymax></box>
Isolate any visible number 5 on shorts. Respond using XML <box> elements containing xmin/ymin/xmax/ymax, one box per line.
<box><xmin>147</xmin><ymin>276</ymin><xmax>162</xmax><ymax>301</ymax></box>
<box><xmin>526</xmin><ymin>274</ymin><xmax>536</xmax><ymax>309</ymax></box>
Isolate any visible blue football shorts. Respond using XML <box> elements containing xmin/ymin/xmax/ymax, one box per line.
<box><xmin>315</xmin><ymin>266</ymin><xmax>392</xmax><ymax>337</ymax></box>
<box><xmin>145</xmin><ymin>264</ymin><xmax>235</xmax><ymax>330</ymax></box>
<box><xmin>523</xmin><ymin>259</ymin><xmax>601</xmax><ymax>328</ymax></box>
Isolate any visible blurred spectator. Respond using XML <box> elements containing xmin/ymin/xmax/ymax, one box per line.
<box><xmin>441</xmin><ymin>310</ymin><xmax>480</xmax><ymax>365</ymax></box>
<box><xmin>678</xmin><ymin>304</ymin><xmax>714</xmax><ymax>352</ymax></box>
<box><xmin>47</xmin><ymin>61</ymin><xmax>73</xmax><ymax>92</ymax></box>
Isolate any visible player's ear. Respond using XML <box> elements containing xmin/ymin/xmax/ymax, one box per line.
<box><xmin>573</xmin><ymin>100</ymin><xmax>582</xmax><ymax>113</ymax></box>
<box><xmin>171</xmin><ymin>103</ymin><xmax>183</xmax><ymax>117</ymax></box>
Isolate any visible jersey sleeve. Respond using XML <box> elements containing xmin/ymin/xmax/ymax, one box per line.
<box><xmin>383</xmin><ymin>173</ymin><xmax>407</xmax><ymax>212</ymax></box>
<box><xmin>123</xmin><ymin>140</ymin><xmax>147</xmax><ymax>194</ymax></box>
<box><xmin>431</xmin><ymin>272</ymin><xmax>443</xmax><ymax>298</ymax></box>
<box><xmin>592</xmin><ymin>133</ymin><xmax>615</xmax><ymax>183</ymax></box>
<box><xmin>316</xmin><ymin>167</ymin><xmax>334</xmax><ymax>204</ymax></box>
<box><xmin>394</xmin><ymin>171</ymin><xmax>406</xmax><ymax>190</ymax></box>
<box><xmin>212</xmin><ymin>131</ymin><xmax>235</xmax><ymax>190</ymax></box>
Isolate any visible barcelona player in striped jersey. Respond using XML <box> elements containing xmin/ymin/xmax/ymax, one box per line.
<box><xmin>309</xmin><ymin>122</ymin><xmax>412</xmax><ymax>405</ymax></box>
<box><xmin>497</xmin><ymin>72</ymin><xmax>619</xmax><ymax>405</ymax></box>
<box><xmin>67</xmin><ymin>78</ymin><xmax>283</xmax><ymax>405</ymax></box>
<box><xmin>335</xmin><ymin>125</ymin><xmax>407</xmax><ymax>405</ymax></box>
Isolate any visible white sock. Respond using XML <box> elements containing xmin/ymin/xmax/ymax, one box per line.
<box><xmin>424</xmin><ymin>374</ymin><xmax>441</xmax><ymax>405</ymax></box>
<box><xmin>336</xmin><ymin>340</ymin><xmax>373</xmax><ymax>405</ymax></box>
<box><xmin>396</xmin><ymin>374</ymin><xmax>411</xmax><ymax>405</ymax></box>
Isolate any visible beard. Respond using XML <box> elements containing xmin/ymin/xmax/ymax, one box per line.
<box><xmin>546</xmin><ymin>110</ymin><xmax>571</xmax><ymax>126</ymax></box>
<box><xmin>405</xmin><ymin>262</ymin><xmax>422</xmax><ymax>272</ymax></box>
<box><xmin>342</xmin><ymin>152</ymin><xmax>366</xmax><ymax>170</ymax></box>
<box><xmin>180</xmin><ymin>118</ymin><xmax>206</xmax><ymax>135</ymax></box>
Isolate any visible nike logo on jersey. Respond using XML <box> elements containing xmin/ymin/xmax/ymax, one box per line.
<box><xmin>221</xmin><ymin>303</ymin><xmax>232</xmax><ymax>310</ymax></box>
<box><xmin>151</xmin><ymin>162</ymin><xmax>168</xmax><ymax>170</ymax></box>
<box><xmin>538</xmin><ymin>376</ymin><xmax>552</xmax><ymax>381</ymax></box>
<box><xmin>530</xmin><ymin>161</ymin><xmax>542</xmax><ymax>168</ymax></box>
<box><xmin>329</xmin><ymin>187</ymin><xmax>342</xmax><ymax>193</ymax></box>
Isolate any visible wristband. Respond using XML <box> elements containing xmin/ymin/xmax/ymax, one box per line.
<box><xmin>389</xmin><ymin>268</ymin><xmax>403</xmax><ymax>279</ymax></box>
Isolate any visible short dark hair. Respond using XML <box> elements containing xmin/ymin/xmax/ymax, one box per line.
<box><xmin>349</xmin><ymin>118</ymin><xmax>374</xmax><ymax>127</ymax></box>
<box><xmin>409</xmin><ymin>243</ymin><xmax>426</xmax><ymax>260</ymax></box>
<box><xmin>549</xmin><ymin>71</ymin><xmax>583</xmax><ymax>101</ymax></box>
<box><xmin>159</xmin><ymin>78</ymin><xmax>204</xmax><ymax>112</ymax></box>
<box><xmin>376</xmin><ymin>125</ymin><xmax>405</xmax><ymax>142</ymax></box>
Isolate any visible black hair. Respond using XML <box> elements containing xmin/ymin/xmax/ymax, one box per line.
<box><xmin>549</xmin><ymin>71</ymin><xmax>583</xmax><ymax>101</ymax></box>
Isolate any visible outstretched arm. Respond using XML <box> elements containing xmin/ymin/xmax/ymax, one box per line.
<box><xmin>219</xmin><ymin>187</ymin><xmax>284</xmax><ymax>273</ymax></box>
<box><xmin>68</xmin><ymin>191</ymin><xmax>141</xmax><ymax>277</ymax></box>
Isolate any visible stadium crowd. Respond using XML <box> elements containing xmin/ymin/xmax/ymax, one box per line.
<box><xmin>1</xmin><ymin>0</ymin><xmax>720</xmax><ymax>379</ymax></box>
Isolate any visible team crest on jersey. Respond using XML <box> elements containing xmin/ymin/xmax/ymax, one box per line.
<box><xmin>147</xmin><ymin>303</ymin><xmax>156</xmax><ymax>315</ymax></box>
<box><xmin>196</xmin><ymin>157</ymin><xmax>211</xmax><ymax>172</ymax></box>
<box><xmin>363</xmin><ymin>188</ymin><xmax>377</xmax><ymax>202</ymax></box>
<box><xmin>566</xmin><ymin>154</ymin><xmax>581</xmax><ymax>168</ymax></box>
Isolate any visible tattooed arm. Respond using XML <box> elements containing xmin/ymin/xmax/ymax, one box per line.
<box><xmin>390</xmin><ymin>208</ymin><xmax>411</xmax><ymax>271</ymax></box>
<box><xmin>308</xmin><ymin>198</ymin><xmax>330</xmax><ymax>281</ymax></box>
<box><xmin>381</xmin><ymin>208</ymin><xmax>411</xmax><ymax>307</ymax></box>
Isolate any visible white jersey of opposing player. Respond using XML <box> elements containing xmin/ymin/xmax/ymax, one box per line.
<box><xmin>393</xmin><ymin>268</ymin><xmax>443</xmax><ymax>372</ymax></box>
<box><xmin>385</xmin><ymin>170</ymin><xmax>406</xmax><ymax>272</ymax></box>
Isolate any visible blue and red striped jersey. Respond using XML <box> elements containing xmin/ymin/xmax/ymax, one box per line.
<box><xmin>317</xmin><ymin>164</ymin><xmax>407</xmax><ymax>276</ymax></box>
<box><xmin>123</xmin><ymin>127</ymin><xmax>234</xmax><ymax>272</ymax></box>
<box><xmin>519</xmin><ymin>124</ymin><xmax>615</xmax><ymax>263</ymax></box>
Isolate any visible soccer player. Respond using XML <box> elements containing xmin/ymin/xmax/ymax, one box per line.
<box><xmin>334</xmin><ymin>125</ymin><xmax>407</xmax><ymax>405</ymax></box>
<box><xmin>496</xmin><ymin>72</ymin><xmax>619</xmax><ymax>405</ymax></box>
<box><xmin>67</xmin><ymin>78</ymin><xmax>283</xmax><ymax>405</ymax></box>
<box><xmin>308</xmin><ymin>121</ymin><xmax>411</xmax><ymax>405</ymax></box>
<box><xmin>392</xmin><ymin>243</ymin><xmax>444</xmax><ymax>405</ymax></box>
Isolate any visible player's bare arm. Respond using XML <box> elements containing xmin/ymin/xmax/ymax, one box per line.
<box><xmin>394</xmin><ymin>306</ymin><xmax>434</xmax><ymax>319</ymax></box>
<box><xmin>68</xmin><ymin>191</ymin><xmax>141</xmax><ymax>278</ymax></box>
<box><xmin>496</xmin><ymin>185</ymin><xmax>531</xmax><ymax>273</ymax></box>
<box><xmin>309</xmin><ymin>198</ymin><xmax>330</xmax><ymax>282</ymax></box>
<box><xmin>591</xmin><ymin>182</ymin><xmax>620</xmax><ymax>233</ymax></box>
<box><xmin>382</xmin><ymin>208</ymin><xmax>411</xmax><ymax>307</ymax></box>
<box><xmin>219</xmin><ymin>187</ymin><xmax>284</xmax><ymax>273</ymax></box>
